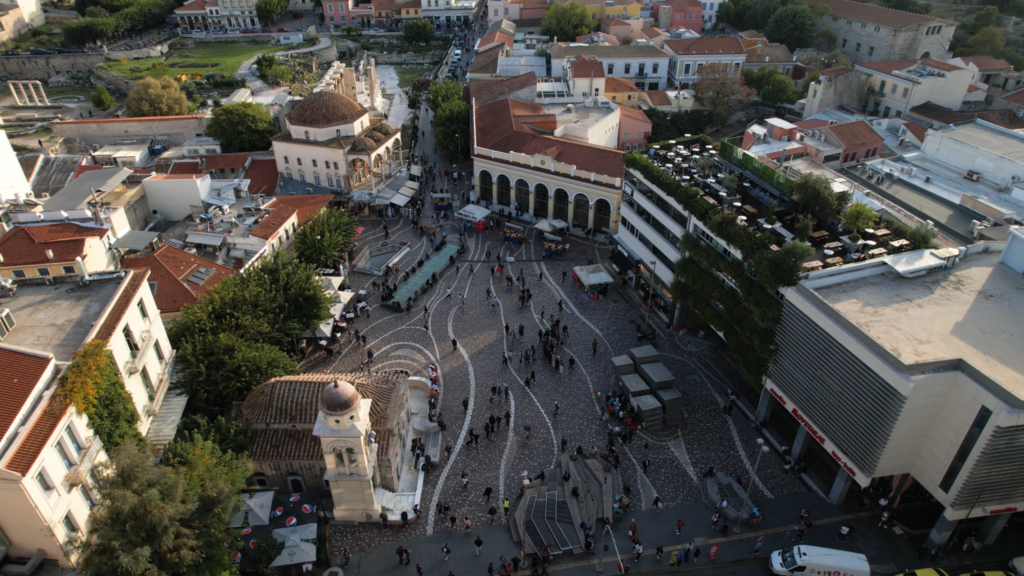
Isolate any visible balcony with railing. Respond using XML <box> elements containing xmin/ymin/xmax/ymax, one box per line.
<box><xmin>144</xmin><ymin>349</ymin><xmax>177</xmax><ymax>417</ymax></box>
<box><xmin>122</xmin><ymin>330</ymin><xmax>155</xmax><ymax>376</ymax></box>
<box><xmin>66</xmin><ymin>437</ymin><xmax>103</xmax><ymax>486</ymax></box>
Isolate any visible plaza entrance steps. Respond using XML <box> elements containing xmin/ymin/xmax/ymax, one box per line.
<box><xmin>389</xmin><ymin>243</ymin><xmax>460</xmax><ymax>305</ymax></box>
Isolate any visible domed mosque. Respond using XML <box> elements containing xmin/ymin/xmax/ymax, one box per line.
<box><xmin>270</xmin><ymin>72</ymin><xmax>402</xmax><ymax>192</ymax></box>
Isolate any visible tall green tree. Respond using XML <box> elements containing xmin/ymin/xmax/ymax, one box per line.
<box><xmin>425</xmin><ymin>77</ymin><xmax>463</xmax><ymax>111</ymax></box>
<box><xmin>742</xmin><ymin>65</ymin><xmax>800</xmax><ymax>104</ymax></box>
<box><xmin>205</xmin><ymin>102</ymin><xmax>278</xmax><ymax>152</ymax></box>
<box><xmin>966</xmin><ymin>5</ymin><xmax>999</xmax><ymax>35</ymax></box>
<box><xmin>256</xmin><ymin>0</ymin><xmax>287</xmax><ymax>24</ymax></box>
<box><xmin>177</xmin><ymin>414</ymin><xmax>253</xmax><ymax>456</ymax></box>
<box><xmin>794</xmin><ymin>172</ymin><xmax>848</xmax><ymax>224</ymax></box>
<box><xmin>77</xmin><ymin>439</ymin><xmax>249</xmax><ymax>576</ymax></box>
<box><xmin>91</xmin><ymin>85</ymin><xmax>116</xmax><ymax>109</ymax></box>
<box><xmin>125</xmin><ymin>76</ymin><xmax>189</xmax><ymax>117</ymax></box>
<box><xmin>540</xmin><ymin>1</ymin><xmax>593</xmax><ymax>42</ymax></box>
<box><xmin>716</xmin><ymin>0</ymin><xmax>738</xmax><ymax>27</ymax></box>
<box><xmin>744</xmin><ymin>0</ymin><xmax>780</xmax><ymax>30</ymax></box>
<box><xmin>765</xmin><ymin>5</ymin><xmax>818</xmax><ymax>50</ymax></box>
<box><xmin>293</xmin><ymin>207</ymin><xmax>359</xmax><ymax>268</ymax></box>
<box><xmin>881</xmin><ymin>0</ymin><xmax>929</xmax><ymax>13</ymax></box>
<box><xmin>403</xmin><ymin>18</ymin><xmax>434</xmax><ymax>44</ymax></box>
<box><xmin>840</xmin><ymin>202</ymin><xmax>877</xmax><ymax>236</ymax></box>
<box><xmin>434</xmin><ymin>98</ymin><xmax>471</xmax><ymax>160</ymax></box>
<box><xmin>955</xmin><ymin>26</ymin><xmax>1004</xmax><ymax>57</ymax></box>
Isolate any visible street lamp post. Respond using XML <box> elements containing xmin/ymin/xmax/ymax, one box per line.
<box><xmin>644</xmin><ymin>260</ymin><xmax>657</xmax><ymax>329</ymax></box>
<box><xmin>735</xmin><ymin>438</ymin><xmax>770</xmax><ymax>533</ymax></box>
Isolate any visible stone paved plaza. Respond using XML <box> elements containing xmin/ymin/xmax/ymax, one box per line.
<box><xmin>308</xmin><ymin>212</ymin><xmax>808</xmax><ymax>558</ymax></box>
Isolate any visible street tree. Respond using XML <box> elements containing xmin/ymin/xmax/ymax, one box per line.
<box><xmin>425</xmin><ymin>77</ymin><xmax>463</xmax><ymax>110</ymax></box>
<box><xmin>293</xmin><ymin>207</ymin><xmax>360</xmax><ymax>269</ymax></box>
<box><xmin>403</xmin><ymin>18</ymin><xmax>434</xmax><ymax>44</ymax></box>
<box><xmin>693</xmin><ymin>62</ymin><xmax>753</xmax><ymax>126</ymax></box>
<box><xmin>205</xmin><ymin>102</ymin><xmax>278</xmax><ymax>152</ymax></box>
<box><xmin>765</xmin><ymin>4</ymin><xmax>818</xmax><ymax>50</ymax></box>
<box><xmin>540</xmin><ymin>1</ymin><xmax>592</xmax><ymax>42</ymax></box>
<box><xmin>882</xmin><ymin>0</ymin><xmax>929</xmax><ymax>13</ymax></box>
<box><xmin>90</xmin><ymin>85</ymin><xmax>116</xmax><ymax>109</ymax></box>
<box><xmin>124</xmin><ymin>76</ymin><xmax>189</xmax><ymax>117</ymax></box>
<box><xmin>434</xmin><ymin>98</ymin><xmax>471</xmax><ymax>160</ymax></box>
<box><xmin>716</xmin><ymin>1</ymin><xmax>738</xmax><ymax>27</ymax></box>
<box><xmin>794</xmin><ymin>172</ymin><xmax>848</xmax><ymax>224</ymax></box>
<box><xmin>76</xmin><ymin>439</ymin><xmax>249</xmax><ymax>576</ymax></box>
<box><xmin>256</xmin><ymin>0</ymin><xmax>287</xmax><ymax>24</ymax></box>
<box><xmin>742</xmin><ymin>65</ymin><xmax>800</xmax><ymax>104</ymax></box>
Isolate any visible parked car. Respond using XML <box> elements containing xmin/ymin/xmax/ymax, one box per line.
<box><xmin>227</xmin><ymin>28</ymin><xmax>242</xmax><ymax>34</ymax></box>
<box><xmin>453</xmin><ymin>49</ymin><xmax>462</xmax><ymax>59</ymax></box>
<box><xmin>212</xmin><ymin>29</ymin><xmax>226</xmax><ymax>34</ymax></box>
<box><xmin>242</xmin><ymin>29</ymin><xmax>257</xmax><ymax>34</ymax></box>
<box><xmin>277</xmin><ymin>27</ymin><xmax>289</xmax><ymax>32</ymax></box>
<box><xmin>2</xmin><ymin>49</ymin><xmax>20</xmax><ymax>55</ymax></box>
<box><xmin>261</xmin><ymin>27</ymin><xmax>272</xmax><ymax>32</ymax></box>
<box><xmin>28</xmin><ymin>48</ymin><xmax>54</xmax><ymax>55</ymax></box>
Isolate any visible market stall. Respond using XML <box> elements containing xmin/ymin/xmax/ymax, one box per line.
<box><xmin>543</xmin><ymin>239</ymin><xmax>570</xmax><ymax>258</ymax></box>
<box><xmin>432</xmin><ymin>193</ymin><xmax>452</xmax><ymax>211</ymax></box>
<box><xmin>456</xmin><ymin>204</ymin><xmax>491</xmax><ymax>233</ymax></box>
<box><xmin>504</xmin><ymin>222</ymin><xmax>525</xmax><ymax>244</ymax></box>
<box><xmin>573</xmin><ymin>263</ymin><xmax>614</xmax><ymax>299</ymax></box>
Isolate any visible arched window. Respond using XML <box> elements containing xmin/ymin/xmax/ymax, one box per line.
<box><xmin>312</xmin><ymin>159</ymin><xmax>318</xmax><ymax>167</ymax></box>
<box><xmin>314</xmin><ymin>173</ymin><xmax>321</xmax><ymax>185</ymax></box>
<box><xmin>479</xmin><ymin>171</ymin><xmax>493</xmax><ymax>201</ymax></box>
<box><xmin>328</xmin><ymin>176</ymin><xmax>334</xmax><ymax>187</ymax></box>
<box><xmin>297</xmin><ymin>158</ymin><xmax>302</xmax><ymax>166</ymax></box>
<box><xmin>553</xmin><ymin>189</ymin><xmax>569</xmax><ymax>221</ymax></box>
<box><xmin>573</xmin><ymin>195</ymin><xmax>590</xmax><ymax>229</ymax></box>
<box><xmin>497</xmin><ymin>175</ymin><xmax>511</xmax><ymax>206</ymax></box>
<box><xmin>533</xmin><ymin>184</ymin><xmax>549</xmax><ymax>218</ymax></box>
<box><xmin>283</xmin><ymin>156</ymin><xmax>289</xmax><ymax>164</ymax></box>
<box><xmin>515</xmin><ymin>179</ymin><xmax>530</xmax><ymax>211</ymax></box>
<box><xmin>334</xmin><ymin>161</ymin><xmax>339</xmax><ymax>170</ymax></box>
<box><xmin>336</xmin><ymin>129</ymin><xmax>342</xmax><ymax>138</ymax></box>
<box><xmin>594</xmin><ymin>198</ymin><xmax>612</xmax><ymax>233</ymax></box>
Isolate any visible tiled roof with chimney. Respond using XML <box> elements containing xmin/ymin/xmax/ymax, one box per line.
<box><xmin>249</xmin><ymin>205</ymin><xmax>297</xmax><ymax>240</ymax></box>
<box><xmin>121</xmin><ymin>245</ymin><xmax>233</xmax><ymax>314</ymax></box>
<box><xmin>0</xmin><ymin>223</ymin><xmax>109</xmax><ymax>267</ymax></box>
<box><xmin>473</xmin><ymin>99</ymin><xmax>625</xmax><ymax>183</ymax></box>
<box><xmin>271</xmin><ymin>194</ymin><xmax>333</xmax><ymax>224</ymax></box>
<box><xmin>571</xmin><ymin>55</ymin><xmax>606</xmax><ymax>78</ymax></box>
<box><xmin>824</xmin><ymin>120</ymin><xmax>884</xmax><ymax>149</ymax></box>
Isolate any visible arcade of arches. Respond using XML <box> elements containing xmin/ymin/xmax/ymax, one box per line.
<box><xmin>474</xmin><ymin>169</ymin><xmax>616</xmax><ymax>233</ymax></box>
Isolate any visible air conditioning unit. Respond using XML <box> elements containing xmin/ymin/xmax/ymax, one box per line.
<box><xmin>965</xmin><ymin>170</ymin><xmax>981</xmax><ymax>182</ymax></box>
<box><xmin>0</xmin><ymin>308</ymin><xmax>15</xmax><ymax>340</ymax></box>
<box><xmin>924</xmin><ymin>176</ymin><xmax>932</xmax><ymax>183</ymax></box>
<box><xmin>781</xmin><ymin>135</ymin><xmax>789</xmax><ymax>141</ymax></box>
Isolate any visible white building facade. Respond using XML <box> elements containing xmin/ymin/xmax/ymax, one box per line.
<box><xmin>663</xmin><ymin>36</ymin><xmax>746</xmax><ymax>88</ymax></box>
<box><xmin>550</xmin><ymin>44</ymin><xmax>672</xmax><ymax>91</ymax></box>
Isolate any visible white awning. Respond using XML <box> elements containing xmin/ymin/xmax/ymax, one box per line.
<box><xmin>573</xmin><ymin>263</ymin><xmax>614</xmax><ymax>285</ymax></box>
<box><xmin>550</xmin><ymin>219</ymin><xmax>569</xmax><ymax>229</ymax></box>
<box><xmin>455</xmin><ymin>204</ymin><xmax>491</xmax><ymax>222</ymax></box>
<box><xmin>391</xmin><ymin>193</ymin><xmax>412</xmax><ymax>207</ymax></box>
<box><xmin>533</xmin><ymin>219</ymin><xmax>557</xmax><ymax>233</ymax></box>
<box><xmin>410</xmin><ymin>165</ymin><xmax>422</xmax><ymax>176</ymax></box>
<box><xmin>186</xmin><ymin>232</ymin><xmax>225</xmax><ymax>246</ymax></box>
<box><xmin>403</xmin><ymin>181</ymin><xmax>420</xmax><ymax>191</ymax></box>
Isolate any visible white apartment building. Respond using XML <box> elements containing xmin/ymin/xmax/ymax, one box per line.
<box><xmin>0</xmin><ymin>346</ymin><xmax>106</xmax><ymax>569</ymax></box>
<box><xmin>857</xmin><ymin>58</ymin><xmax>974</xmax><ymax>118</ymax></box>
<box><xmin>663</xmin><ymin>36</ymin><xmax>746</xmax><ymax>88</ymax></box>
<box><xmin>758</xmin><ymin>233</ymin><xmax>1024</xmax><ymax>550</ymax></box>
<box><xmin>549</xmin><ymin>44</ymin><xmax>671</xmax><ymax>91</ymax></box>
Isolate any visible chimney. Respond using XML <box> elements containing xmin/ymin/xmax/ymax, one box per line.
<box><xmin>45</xmin><ymin>249</ymin><xmax>55</xmax><ymax>260</ymax></box>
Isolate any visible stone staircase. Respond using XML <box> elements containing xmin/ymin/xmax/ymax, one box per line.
<box><xmin>146</xmin><ymin>386</ymin><xmax>189</xmax><ymax>462</ymax></box>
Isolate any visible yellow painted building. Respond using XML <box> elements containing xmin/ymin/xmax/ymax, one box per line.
<box><xmin>559</xmin><ymin>0</ymin><xmax>641</xmax><ymax>22</ymax></box>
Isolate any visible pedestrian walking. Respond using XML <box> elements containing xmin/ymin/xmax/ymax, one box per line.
<box><xmin>483</xmin><ymin>486</ymin><xmax>493</xmax><ymax>501</ymax></box>
<box><xmin>474</xmin><ymin>535</ymin><xmax>484</xmax><ymax>555</ymax></box>
<box><xmin>442</xmin><ymin>543</ymin><xmax>451</xmax><ymax>561</ymax></box>
<box><xmin>416</xmin><ymin>563</ymin><xmax>423</xmax><ymax>576</ymax></box>
<box><xmin>488</xmin><ymin>506</ymin><xmax>497</xmax><ymax>524</ymax></box>
<box><xmin>562</xmin><ymin>271</ymin><xmax>567</xmax><ymax>283</ymax></box>
<box><xmin>452</xmin><ymin>338</ymin><xmax>458</xmax><ymax>351</ymax></box>
<box><xmin>503</xmin><ymin>498</ymin><xmax>511</xmax><ymax>516</ymax></box>
<box><xmin>463</xmin><ymin>397</ymin><xmax>469</xmax><ymax>411</ymax></box>
<box><xmin>711</xmin><ymin>513</ymin><xmax>720</xmax><ymax>529</ymax></box>
<box><xmin>628</xmin><ymin>519</ymin><xmax>638</xmax><ymax>536</ymax></box>
<box><xmin>682</xmin><ymin>546</ymin><xmax>690</xmax><ymax>563</ymax></box>
<box><xmin>553</xmin><ymin>402</ymin><xmax>559</xmax><ymax>418</ymax></box>
<box><xmin>633</xmin><ymin>541</ymin><xmax>643</xmax><ymax>562</ymax></box>
<box><xmin>797</xmin><ymin>525</ymin><xmax>806</xmax><ymax>542</ymax></box>
<box><xmin>592</xmin><ymin>339</ymin><xmax>598</xmax><ymax>356</ymax></box>
<box><xmin>656</xmin><ymin>545</ymin><xmax>664</xmax><ymax>561</ymax></box>
<box><xmin>837</xmin><ymin>524</ymin><xmax>850</xmax><ymax>542</ymax></box>
<box><xmin>692</xmin><ymin>547</ymin><xmax>701</xmax><ymax>563</ymax></box>
<box><xmin>676</xmin><ymin>519</ymin><xmax>685</xmax><ymax>535</ymax></box>
<box><xmin>396</xmin><ymin>546</ymin><xmax>406</xmax><ymax>564</ymax></box>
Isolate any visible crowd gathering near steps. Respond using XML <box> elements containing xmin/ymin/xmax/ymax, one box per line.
<box><xmin>294</xmin><ymin>10</ymin><xmax>816</xmax><ymax>574</ymax></box>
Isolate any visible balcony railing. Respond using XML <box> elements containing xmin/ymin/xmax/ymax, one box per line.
<box><xmin>123</xmin><ymin>330</ymin><xmax>155</xmax><ymax>375</ymax></box>
<box><xmin>633</xmin><ymin>72</ymin><xmax>648</xmax><ymax>79</ymax></box>
<box><xmin>67</xmin><ymin>437</ymin><xmax>103</xmax><ymax>486</ymax></box>
<box><xmin>144</xmin><ymin>349</ymin><xmax>177</xmax><ymax>417</ymax></box>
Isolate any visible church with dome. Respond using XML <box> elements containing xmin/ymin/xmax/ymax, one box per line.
<box><xmin>233</xmin><ymin>371</ymin><xmax>431</xmax><ymax>523</ymax></box>
<box><xmin>270</xmin><ymin>87</ymin><xmax>403</xmax><ymax>192</ymax></box>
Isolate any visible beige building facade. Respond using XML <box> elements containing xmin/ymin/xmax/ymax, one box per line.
<box><xmin>819</xmin><ymin>0</ymin><xmax>955</xmax><ymax>63</ymax></box>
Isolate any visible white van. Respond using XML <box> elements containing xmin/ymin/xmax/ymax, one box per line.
<box><xmin>770</xmin><ymin>545</ymin><xmax>870</xmax><ymax>576</ymax></box>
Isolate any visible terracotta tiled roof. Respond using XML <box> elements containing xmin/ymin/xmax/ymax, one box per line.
<box><xmin>202</xmin><ymin>153</ymin><xmax>250</xmax><ymax>171</ymax></box>
<box><xmin>901</xmin><ymin>120</ymin><xmax>927</xmax><ymax>141</ymax></box>
<box><xmin>1000</xmin><ymin>87</ymin><xmax>1024</xmax><ymax>106</ymax></box>
<box><xmin>480</xmin><ymin>30</ymin><xmax>514</xmax><ymax>51</ymax></box>
<box><xmin>605</xmin><ymin>77</ymin><xmax>639</xmax><ymax>92</ymax></box>
<box><xmin>93</xmin><ymin>269</ymin><xmax>148</xmax><ymax>341</ymax></box>
<box><xmin>664</xmin><ymin>36</ymin><xmax>746</xmax><ymax>56</ymax></box>
<box><xmin>550</xmin><ymin>43</ymin><xmax>669</xmax><ymax>59</ymax></box>
<box><xmin>174</xmin><ymin>0</ymin><xmax>218</xmax><ymax>12</ymax></box>
<box><xmin>469</xmin><ymin>44</ymin><xmax>505</xmax><ymax>75</ymax></box>
<box><xmin>250</xmin><ymin>428</ymin><xmax>322</xmax><ymax>461</ymax></box>
<box><xmin>473</xmin><ymin>99</ymin><xmax>625</xmax><ymax>183</ymax></box>
<box><xmin>71</xmin><ymin>164</ymin><xmax>106</xmax><ymax>180</ymax></box>
<box><xmin>822</xmin><ymin>0</ymin><xmax>950</xmax><ymax>29</ymax></box>
<box><xmin>270</xmin><ymin>195</ymin><xmax>333</xmax><ymax>225</ymax></box>
<box><xmin>824</xmin><ymin>120</ymin><xmax>883</xmax><ymax>149</ymax></box>
<box><xmin>745</xmin><ymin>43</ymin><xmax>793</xmax><ymax>64</ymax></box>
<box><xmin>0</xmin><ymin>348</ymin><xmax>53</xmax><ymax>442</ymax></box>
<box><xmin>3</xmin><ymin>395</ymin><xmax>69</xmax><ymax>476</ymax></box>
<box><xmin>600</xmin><ymin>17</ymin><xmax>628</xmax><ymax>26</ymax></box>
<box><xmin>640</xmin><ymin>27</ymin><xmax>667</xmax><ymax>39</ymax></box>
<box><xmin>245</xmin><ymin>159</ymin><xmax>279</xmax><ymax>195</ymax></box>
<box><xmin>571</xmin><ymin>55</ymin><xmax>606</xmax><ymax>78</ymax></box>
<box><xmin>240</xmin><ymin>372</ymin><xmax>406</xmax><ymax>429</ymax></box>
<box><xmin>249</xmin><ymin>206</ymin><xmax>297</xmax><ymax>240</ymax></box>
<box><xmin>966</xmin><ymin>84</ymin><xmax>982</xmax><ymax>94</ymax></box>
<box><xmin>909</xmin><ymin>102</ymin><xmax>1024</xmax><ymax>129</ymax></box>
<box><xmin>168</xmin><ymin>160</ymin><xmax>203</xmax><ymax>175</ymax></box>
<box><xmin>644</xmin><ymin>90</ymin><xmax>672</xmax><ymax>106</ymax></box>
<box><xmin>794</xmin><ymin>119</ymin><xmax>830</xmax><ymax>129</ymax></box>
<box><xmin>121</xmin><ymin>245</ymin><xmax>233</xmax><ymax>314</ymax></box>
<box><xmin>820</xmin><ymin>66</ymin><xmax>858</xmax><ymax>79</ymax></box>
<box><xmin>616</xmin><ymin>103</ymin><xmax>651</xmax><ymax>124</ymax></box>
<box><xmin>18</xmin><ymin>154</ymin><xmax>40</xmax><ymax>182</ymax></box>
<box><xmin>959</xmin><ymin>56</ymin><xmax>1013</xmax><ymax>71</ymax></box>
<box><xmin>665</xmin><ymin>0</ymin><xmax>701</xmax><ymax>9</ymax></box>
<box><xmin>0</xmin><ymin>223</ymin><xmax>109</xmax><ymax>267</ymax></box>
<box><xmin>739</xmin><ymin>30</ymin><xmax>766</xmax><ymax>39</ymax></box>
<box><xmin>577</xmin><ymin>32</ymin><xmax>620</xmax><ymax>46</ymax></box>
<box><xmin>467</xmin><ymin>73</ymin><xmax>538</xmax><ymax>105</ymax></box>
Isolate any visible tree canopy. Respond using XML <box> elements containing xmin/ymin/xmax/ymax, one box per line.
<box><xmin>91</xmin><ymin>85</ymin><xmax>116</xmax><ymax>110</ymax></box>
<box><xmin>645</xmin><ymin>108</ymin><xmax>712</xmax><ymax>143</ymax></box>
<box><xmin>540</xmin><ymin>1</ymin><xmax>593</xmax><ymax>42</ymax></box>
<box><xmin>841</xmin><ymin>202</ymin><xmax>877</xmax><ymax>234</ymax></box>
<box><xmin>742</xmin><ymin>65</ymin><xmax>800</xmax><ymax>104</ymax></box>
<box><xmin>125</xmin><ymin>76</ymin><xmax>189</xmax><ymax>117</ymax></box>
<box><xmin>434</xmin><ymin>99</ymin><xmax>471</xmax><ymax>160</ymax></box>
<box><xmin>256</xmin><ymin>0</ymin><xmax>287</xmax><ymax>23</ymax></box>
<box><xmin>403</xmin><ymin>18</ymin><xmax>434</xmax><ymax>44</ymax></box>
<box><xmin>425</xmin><ymin>78</ymin><xmax>463</xmax><ymax>111</ymax></box>
<box><xmin>293</xmin><ymin>207</ymin><xmax>360</xmax><ymax>269</ymax></box>
<box><xmin>955</xmin><ymin>26</ymin><xmax>1004</xmax><ymax>57</ymax></box>
<box><xmin>77</xmin><ymin>438</ymin><xmax>249</xmax><ymax>576</ymax></box>
<box><xmin>204</xmin><ymin>102</ymin><xmax>278</xmax><ymax>153</ymax></box>
<box><xmin>693</xmin><ymin>62</ymin><xmax>753</xmax><ymax>126</ymax></box>
<box><xmin>794</xmin><ymin>172</ymin><xmax>849</xmax><ymax>224</ymax></box>
<box><xmin>765</xmin><ymin>5</ymin><xmax>818</xmax><ymax>50</ymax></box>
<box><xmin>169</xmin><ymin>252</ymin><xmax>331</xmax><ymax>416</ymax></box>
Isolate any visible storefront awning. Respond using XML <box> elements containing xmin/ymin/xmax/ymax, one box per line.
<box><xmin>391</xmin><ymin>193</ymin><xmax>412</xmax><ymax>207</ymax></box>
<box><xmin>573</xmin><ymin>264</ymin><xmax>613</xmax><ymax>285</ymax></box>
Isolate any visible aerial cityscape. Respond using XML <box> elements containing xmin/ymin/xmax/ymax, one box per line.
<box><xmin>0</xmin><ymin>0</ymin><xmax>1021</xmax><ymax>574</ymax></box>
